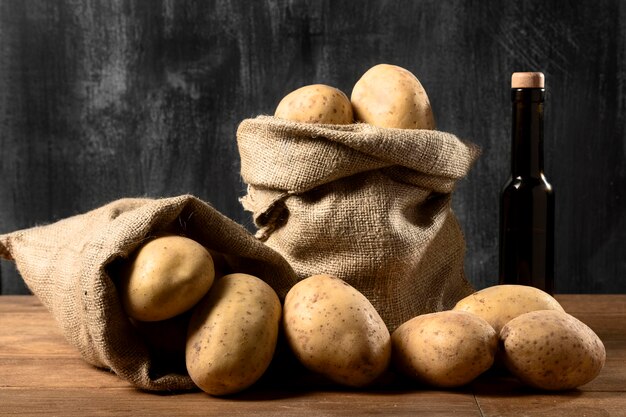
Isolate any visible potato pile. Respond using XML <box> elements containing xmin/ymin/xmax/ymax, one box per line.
<box><xmin>114</xmin><ymin>64</ymin><xmax>605</xmax><ymax>395</ymax></box>
<box><xmin>117</xmin><ymin>234</ymin><xmax>281</xmax><ymax>396</ymax></box>
<box><xmin>267</xmin><ymin>67</ymin><xmax>605</xmax><ymax>390</ymax></box>
<box><xmin>118</xmin><ymin>235</ymin><xmax>605</xmax><ymax>395</ymax></box>
<box><xmin>274</xmin><ymin>63</ymin><xmax>436</xmax><ymax>130</ymax></box>
<box><xmin>390</xmin><ymin>284</ymin><xmax>606</xmax><ymax>390</ymax></box>
<box><xmin>283</xmin><ymin>280</ymin><xmax>604</xmax><ymax>391</ymax></box>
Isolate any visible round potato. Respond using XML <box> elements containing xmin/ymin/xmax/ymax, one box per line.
<box><xmin>119</xmin><ymin>235</ymin><xmax>215</xmax><ymax>321</ymax></box>
<box><xmin>500</xmin><ymin>309</ymin><xmax>606</xmax><ymax>390</ymax></box>
<box><xmin>274</xmin><ymin>84</ymin><xmax>353</xmax><ymax>124</ymax></box>
<box><xmin>392</xmin><ymin>310</ymin><xmax>497</xmax><ymax>387</ymax></box>
<box><xmin>453</xmin><ymin>284</ymin><xmax>564</xmax><ymax>333</ymax></box>
<box><xmin>283</xmin><ymin>274</ymin><xmax>391</xmax><ymax>387</ymax></box>
<box><xmin>351</xmin><ymin>63</ymin><xmax>435</xmax><ymax>129</ymax></box>
<box><xmin>186</xmin><ymin>273</ymin><xmax>282</xmax><ymax>396</ymax></box>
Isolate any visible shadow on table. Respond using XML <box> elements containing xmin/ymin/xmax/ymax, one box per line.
<box><xmin>470</xmin><ymin>369</ymin><xmax>585</xmax><ymax>399</ymax></box>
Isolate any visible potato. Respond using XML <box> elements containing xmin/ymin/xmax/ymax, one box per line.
<box><xmin>500</xmin><ymin>310</ymin><xmax>606</xmax><ymax>390</ymax></box>
<box><xmin>351</xmin><ymin>64</ymin><xmax>435</xmax><ymax>129</ymax></box>
<box><xmin>274</xmin><ymin>84</ymin><xmax>353</xmax><ymax>124</ymax></box>
<box><xmin>119</xmin><ymin>235</ymin><xmax>215</xmax><ymax>321</ymax></box>
<box><xmin>453</xmin><ymin>284</ymin><xmax>564</xmax><ymax>333</ymax></box>
<box><xmin>186</xmin><ymin>273</ymin><xmax>282</xmax><ymax>396</ymax></box>
<box><xmin>392</xmin><ymin>311</ymin><xmax>497</xmax><ymax>387</ymax></box>
<box><xmin>283</xmin><ymin>274</ymin><xmax>391</xmax><ymax>387</ymax></box>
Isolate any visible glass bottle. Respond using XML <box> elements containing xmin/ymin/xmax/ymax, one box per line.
<box><xmin>499</xmin><ymin>72</ymin><xmax>555</xmax><ymax>294</ymax></box>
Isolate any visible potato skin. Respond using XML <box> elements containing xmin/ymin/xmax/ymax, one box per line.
<box><xmin>119</xmin><ymin>235</ymin><xmax>215</xmax><ymax>321</ymax></box>
<box><xmin>274</xmin><ymin>84</ymin><xmax>353</xmax><ymax>124</ymax></box>
<box><xmin>391</xmin><ymin>310</ymin><xmax>498</xmax><ymax>387</ymax></box>
<box><xmin>453</xmin><ymin>284</ymin><xmax>564</xmax><ymax>333</ymax></box>
<box><xmin>500</xmin><ymin>310</ymin><xmax>606</xmax><ymax>390</ymax></box>
<box><xmin>283</xmin><ymin>274</ymin><xmax>391</xmax><ymax>387</ymax></box>
<box><xmin>186</xmin><ymin>273</ymin><xmax>282</xmax><ymax>396</ymax></box>
<box><xmin>351</xmin><ymin>63</ymin><xmax>435</xmax><ymax>129</ymax></box>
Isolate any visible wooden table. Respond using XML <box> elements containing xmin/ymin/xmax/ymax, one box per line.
<box><xmin>1</xmin><ymin>295</ymin><xmax>624</xmax><ymax>416</ymax></box>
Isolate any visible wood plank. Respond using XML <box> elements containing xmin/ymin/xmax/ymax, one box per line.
<box><xmin>584</xmin><ymin>340</ymin><xmax>626</xmax><ymax>393</ymax></box>
<box><xmin>554</xmin><ymin>294</ymin><xmax>626</xmax><ymax>342</ymax></box>
<box><xmin>0</xmin><ymin>294</ymin><xmax>46</xmax><ymax>312</ymax></box>
<box><xmin>0</xmin><ymin>387</ymin><xmax>483</xmax><ymax>417</ymax></box>
<box><xmin>0</xmin><ymin>357</ymin><xmax>128</xmax><ymax>389</ymax></box>
<box><xmin>474</xmin><ymin>378</ymin><xmax>626</xmax><ymax>417</ymax></box>
<box><xmin>1</xmin><ymin>295</ymin><xmax>625</xmax><ymax>416</ymax></box>
<box><xmin>555</xmin><ymin>294</ymin><xmax>626</xmax><ymax>314</ymax></box>
<box><xmin>0</xmin><ymin>296</ymin><xmax>76</xmax><ymax>357</ymax></box>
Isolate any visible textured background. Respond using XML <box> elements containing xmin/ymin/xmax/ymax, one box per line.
<box><xmin>1</xmin><ymin>0</ymin><xmax>625</xmax><ymax>294</ymax></box>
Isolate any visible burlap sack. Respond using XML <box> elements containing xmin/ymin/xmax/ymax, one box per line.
<box><xmin>0</xmin><ymin>194</ymin><xmax>297</xmax><ymax>391</ymax></box>
<box><xmin>238</xmin><ymin>116</ymin><xmax>480</xmax><ymax>331</ymax></box>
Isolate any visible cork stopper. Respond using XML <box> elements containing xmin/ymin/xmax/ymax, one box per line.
<box><xmin>511</xmin><ymin>72</ymin><xmax>545</xmax><ymax>89</ymax></box>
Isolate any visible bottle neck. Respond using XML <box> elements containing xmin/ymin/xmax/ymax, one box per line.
<box><xmin>511</xmin><ymin>88</ymin><xmax>545</xmax><ymax>178</ymax></box>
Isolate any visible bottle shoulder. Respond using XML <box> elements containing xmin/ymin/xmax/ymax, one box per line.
<box><xmin>502</xmin><ymin>174</ymin><xmax>554</xmax><ymax>193</ymax></box>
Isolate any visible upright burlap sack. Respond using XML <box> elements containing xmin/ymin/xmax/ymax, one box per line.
<box><xmin>238</xmin><ymin>116</ymin><xmax>480</xmax><ymax>331</ymax></box>
<box><xmin>0</xmin><ymin>194</ymin><xmax>297</xmax><ymax>391</ymax></box>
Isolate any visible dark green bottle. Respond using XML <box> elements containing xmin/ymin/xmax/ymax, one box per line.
<box><xmin>499</xmin><ymin>72</ymin><xmax>555</xmax><ymax>294</ymax></box>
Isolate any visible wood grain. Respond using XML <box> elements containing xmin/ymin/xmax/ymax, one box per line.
<box><xmin>1</xmin><ymin>0</ymin><xmax>625</xmax><ymax>294</ymax></box>
<box><xmin>1</xmin><ymin>295</ymin><xmax>625</xmax><ymax>416</ymax></box>
<box><xmin>0</xmin><ymin>389</ymin><xmax>484</xmax><ymax>417</ymax></box>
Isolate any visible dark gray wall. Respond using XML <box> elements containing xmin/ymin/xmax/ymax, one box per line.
<box><xmin>1</xmin><ymin>0</ymin><xmax>625</xmax><ymax>294</ymax></box>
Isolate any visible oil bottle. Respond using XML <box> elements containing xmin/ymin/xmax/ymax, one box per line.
<box><xmin>499</xmin><ymin>72</ymin><xmax>555</xmax><ymax>294</ymax></box>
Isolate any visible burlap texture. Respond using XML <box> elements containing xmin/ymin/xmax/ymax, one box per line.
<box><xmin>238</xmin><ymin>116</ymin><xmax>480</xmax><ymax>331</ymax></box>
<box><xmin>0</xmin><ymin>194</ymin><xmax>297</xmax><ymax>391</ymax></box>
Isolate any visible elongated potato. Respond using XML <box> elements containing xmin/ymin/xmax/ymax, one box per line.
<box><xmin>392</xmin><ymin>311</ymin><xmax>498</xmax><ymax>387</ymax></box>
<box><xmin>186</xmin><ymin>273</ymin><xmax>281</xmax><ymax>396</ymax></box>
<box><xmin>351</xmin><ymin>64</ymin><xmax>435</xmax><ymax>129</ymax></box>
<box><xmin>283</xmin><ymin>274</ymin><xmax>391</xmax><ymax>387</ymax></box>
<box><xmin>119</xmin><ymin>235</ymin><xmax>215</xmax><ymax>321</ymax></box>
<box><xmin>453</xmin><ymin>284</ymin><xmax>564</xmax><ymax>333</ymax></box>
<box><xmin>500</xmin><ymin>310</ymin><xmax>606</xmax><ymax>390</ymax></box>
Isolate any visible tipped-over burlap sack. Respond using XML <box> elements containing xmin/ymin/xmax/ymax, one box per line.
<box><xmin>0</xmin><ymin>194</ymin><xmax>297</xmax><ymax>391</ymax></box>
<box><xmin>238</xmin><ymin>116</ymin><xmax>480</xmax><ymax>331</ymax></box>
